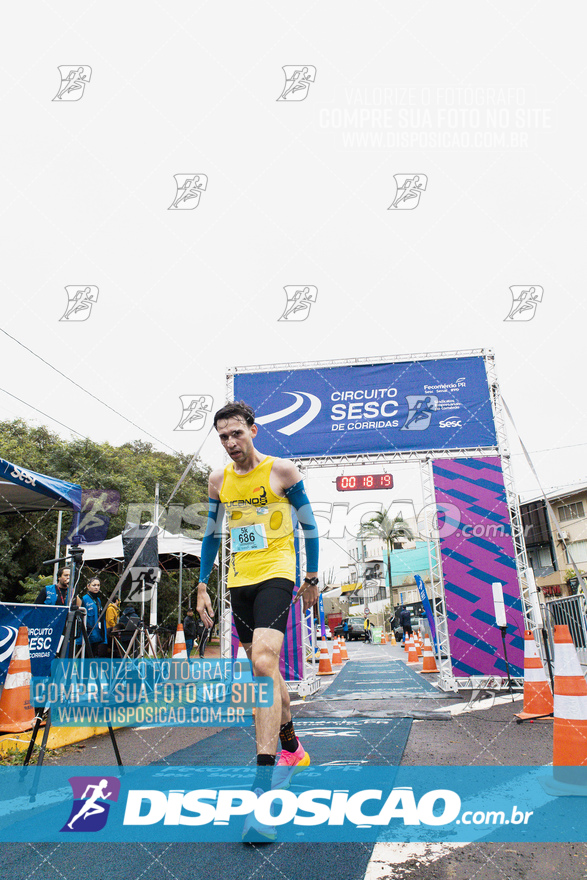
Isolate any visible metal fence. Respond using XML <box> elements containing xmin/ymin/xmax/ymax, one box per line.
<box><xmin>543</xmin><ymin>594</ymin><xmax>587</xmax><ymax>666</ymax></box>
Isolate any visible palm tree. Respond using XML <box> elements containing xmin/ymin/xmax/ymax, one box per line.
<box><xmin>358</xmin><ymin>509</ymin><xmax>414</xmax><ymax>598</ymax></box>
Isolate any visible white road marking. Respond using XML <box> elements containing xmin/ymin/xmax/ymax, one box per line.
<box><xmin>365</xmin><ymin>842</ymin><xmax>469</xmax><ymax>878</ymax></box>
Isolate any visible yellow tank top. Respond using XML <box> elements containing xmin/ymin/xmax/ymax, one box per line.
<box><xmin>219</xmin><ymin>456</ymin><xmax>296</xmax><ymax>588</ymax></box>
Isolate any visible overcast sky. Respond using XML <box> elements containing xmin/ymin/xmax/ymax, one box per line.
<box><xmin>1</xmin><ymin>2</ymin><xmax>583</xmax><ymax>580</ymax></box>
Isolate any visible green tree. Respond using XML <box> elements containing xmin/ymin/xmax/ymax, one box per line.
<box><xmin>0</xmin><ymin>419</ymin><xmax>210</xmax><ymax>624</ymax></box>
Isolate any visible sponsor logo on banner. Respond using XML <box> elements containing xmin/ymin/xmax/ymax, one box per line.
<box><xmin>52</xmin><ymin>66</ymin><xmax>92</xmax><ymax>101</ymax></box>
<box><xmin>388</xmin><ymin>174</ymin><xmax>428</xmax><ymax>209</ymax></box>
<box><xmin>59</xmin><ymin>286</ymin><xmax>99</xmax><ymax>322</ymax></box>
<box><xmin>278</xmin><ymin>286</ymin><xmax>318</xmax><ymax>322</ymax></box>
<box><xmin>174</xmin><ymin>395</ymin><xmax>213</xmax><ymax>431</ymax></box>
<box><xmin>8</xmin><ymin>464</ymin><xmax>36</xmax><ymax>487</ymax></box>
<box><xmin>256</xmin><ymin>391</ymin><xmax>321</xmax><ymax>435</ymax></box>
<box><xmin>277</xmin><ymin>66</ymin><xmax>316</xmax><ymax>101</ymax></box>
<box><xmin>504</xmin><ymin>285</ymin><xmax>544</xmax><ymax>322</ymax></box>
<box><xmin>0</xmin><ymin>604</ymin><xmax>67</xmax><ymax>679</ymax></box>
<box><xmin>0</xmin><ymin>627</ymin><xmax>18</xmax><ymax>688</ymax></box>
<box><xmin>61</xmin><ymin>776</ymin><xmax>121</xmax><ymax>832</ymax></box>
<box><xmin>439</xmin><ymin>418</ymin><xmax>462</xmax><ymax>428</ymax></box>
<box><xmin>169</xmin><ymin>174</ymin><xmax>208</xmax><ymax>210</ymax></box>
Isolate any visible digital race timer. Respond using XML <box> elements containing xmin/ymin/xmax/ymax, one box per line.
<box><xmin>335</xmin><ymin>474</ymin><xmax>394</xmax><ymax>491</ymax></box>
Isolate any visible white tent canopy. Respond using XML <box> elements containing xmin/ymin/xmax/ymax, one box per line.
<box><xmin>80</xmin><ymin>525</ymin><xmax>202</xmax><ymax>568</ymax></box>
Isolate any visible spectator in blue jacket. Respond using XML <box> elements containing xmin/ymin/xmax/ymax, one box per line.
<box><xmin>35</xmin><ymin>568</ymin><xmax>71</xmax><ymax>606</ymax></box>
<box><xmin>76</xmin><ymin>577</ymin><xmax>108</xmax><ymax>655</ymax></box>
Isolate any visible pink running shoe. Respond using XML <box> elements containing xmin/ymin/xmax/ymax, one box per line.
<box><xmin>272</xmin><ymin>740</ymin><xmax>310</xmax><ymax>790</ymax></box>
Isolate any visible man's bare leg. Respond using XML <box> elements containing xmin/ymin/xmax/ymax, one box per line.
<box><xmin>244</xmin><ymin>627</ymin><xmax>288</xmax><ymax>755</ymax></box>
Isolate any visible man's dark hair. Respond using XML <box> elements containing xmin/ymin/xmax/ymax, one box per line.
<box><xmin>213</xmin><ymin>400</ymin><xmax>255</xmax><ymax>430</ymax></box>
<box><xmin>57</xmin><ymin>567</ymin><xmax>68</xmax><ymax>580</ymax></box>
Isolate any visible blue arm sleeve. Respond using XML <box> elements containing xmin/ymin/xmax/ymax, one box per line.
<box><xmin>284</xmin><ymin>480</ymin><xmax>319</xmax><ymax>572</ymax></box>
<box><xmin>198</xmin><ymin>498</ymin><xmax>225</xmax><ymax>585</ymax></box>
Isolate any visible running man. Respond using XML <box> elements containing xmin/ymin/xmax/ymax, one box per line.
<box><xmin>196</xmin><ymin>401</ymin><xmax>319</xmax><ymax>842</ymax></box>
<box><xmin>389</xmin><ymin>174</ymin><xmax>424</xmax><ymax>208</ymax></box>
<box><xmin>55</xmin><ymin>67</ymin><xmax>87</xmax><ymax>100</ymax></box>
<box><xmin>279</xmin><ymin>67</ymin><xmax>311</xmax><ymax>101</ymax></box>
<box><xmin>281</xmin><ymin>286</ymin><xmax>313</xmax><ymax>321</ymax></box>
<box><xmin>404</xmin><ymin>395</ymin><xmax>434</xmax><ymax>429</ymax></box>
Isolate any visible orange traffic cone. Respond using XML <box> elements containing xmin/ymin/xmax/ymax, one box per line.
<box><xmin>317</xmin><ymin>640</ymin><xmax>334</xmax><ymax>676</ymax></box>
<box><xmin>0</xmin><ymin>626</ymin><xmax>35</xmax><ymax>732</ymax></box>
<box><xmin>331</xmin><ymin>637</ymin><xmax>342</xmax><ymax>666</ymax></box>
<box><xmin>339</xmin><ymin>637</ymin><xmax>349</xmax><ymax>661</ymax></box>
<box><xmin>380</xmin><ymin>631</ymin><xmax>387</xmax><ymax>645</ymax></box>
<box><xmin>514</xmin><ymin>630</ymin><xmax>553</xmax><ymax>722</ymax></box>
<box><xmin>389</xmin><ymin>630</ymin><xmax>396</xmax><ymax>646</ymax></box>
<box><xmin>540</xmin><ymin>625</ymin><xmax>587</xmax><ymax>795</ymax></box>
<box><xmin>420</xmin><ymin>636</ymin><xmax>439</xmax><ymax>673</ymax></box>
<box><xmin>414</xmin><ymin>638</ymin><xmax>422</xmax><ymax>658</ymax></box>
<box><xmin>403</xmin><ymin>634</ymin><xmax>410</xmax><ymax>652</ymax></box>
<box><xmin>173</xmin><ymin>623</ymin><xmax>187</xmax><ymax>658</ymax></box>
<box><xmin>407</xmin><ymin>636</ymin><xmax>420</xmax><ymax>665</ymax></box>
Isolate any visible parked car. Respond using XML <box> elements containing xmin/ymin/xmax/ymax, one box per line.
<box><xmin>333</xmin><ymin>616</ymin><xmax>369</xmax><ymax>641</ymax></box>
<box><xmin>315</xmin><ymin>623</ymin><xmax>332</xmax><ymax>640</ymax></box>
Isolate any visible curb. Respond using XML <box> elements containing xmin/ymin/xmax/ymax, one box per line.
<box><xmin>0</xmin><ymin>724</ymin><xmax>123</xmax><ymax>755</ymax></box>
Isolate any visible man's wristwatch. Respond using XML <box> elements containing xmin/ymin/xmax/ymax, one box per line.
<box><xmin>303</xmin><ymin>577</ymin><xmax>319</xmax><ymax>586</ymax></box>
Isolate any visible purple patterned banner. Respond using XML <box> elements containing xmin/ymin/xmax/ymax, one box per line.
<box><xmin>432</xmin><ymin>457</ymin><xmax>524</xmax><ymax>678</ymax></box>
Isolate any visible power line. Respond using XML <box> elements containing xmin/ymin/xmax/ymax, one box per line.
<box><xmin>0</xmin><ymin>386</ymin><xmax>86</xmax><ymax>439</ymax></box>
<box><xmin>0</xmin><ymin>326</ymin><xmax>179</xmax><ymax>454</ymax></box>
<box><xmin>512</xmin><ymin>441</ymin><xmax>587</xmax><ymax>456</ymax></box>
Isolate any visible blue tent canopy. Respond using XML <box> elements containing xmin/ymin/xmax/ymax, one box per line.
<box><xmin>0</xmin><ymin>458</ymin><xmax>82</xmax><ymax>516</ymax></box>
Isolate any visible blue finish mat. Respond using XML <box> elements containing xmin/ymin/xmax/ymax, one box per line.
<box><xmin>155</xmin><ymin>715</ymin><xmax>412</xmax><ymax>767</ymax></box>
<box><xmin>323</xmin><ymin>660</ymin><xmax>440</xmax><ymax>698</ymax></box>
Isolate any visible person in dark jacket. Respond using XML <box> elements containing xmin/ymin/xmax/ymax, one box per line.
<box><xmin>399</xmin><ymin>606</ymin><xmax>413</xmax><ymax>641</ymax></box>
<box><xmin>183</xmin><ymin>609</ymin><xmax>197</xmax><ymax>658</ymax></box>
<box><xmin>112</xmin><ymin>605</ymin><xmax>142</xmax><ymax>657</ymax></box>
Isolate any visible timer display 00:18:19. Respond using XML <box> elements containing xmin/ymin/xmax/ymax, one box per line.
<box><xmin>335</xmin><ymin>474</ymin><xmax>394</xmax><ymax>491</ymax></box>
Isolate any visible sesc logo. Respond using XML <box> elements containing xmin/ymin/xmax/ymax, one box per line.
<box><xmin>439</xmin><ymin>419</ymin><xmax>462</xmax><ymax>429</ymax></box>
<box><xmin>61</xmin><ymin>776</ymin><xmax>121</xmax><ymax>832</ymax></box>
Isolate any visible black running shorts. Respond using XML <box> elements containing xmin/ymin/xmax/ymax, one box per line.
<box><xmin>230</xmin><ymin>578</ymin><xmax>295</xmax><ymax>644</ymax></box>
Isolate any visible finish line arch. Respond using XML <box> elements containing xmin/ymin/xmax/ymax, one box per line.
<box><xmin>220</xmin><ymin>349</ymin><xmax>533</xmax><ymax>692</ymax></box>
